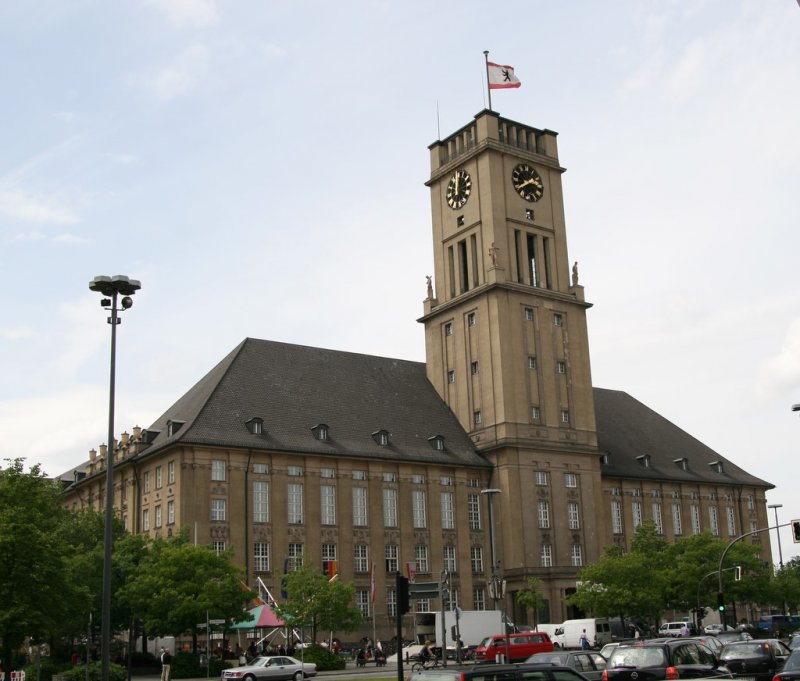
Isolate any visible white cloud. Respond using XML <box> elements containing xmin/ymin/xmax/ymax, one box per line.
<box><xmin>10</xmin><ymin>230</ymin><xmax>46</xmax><ymax>242</ymax></box>
<box><xmin>147</xmin><ymin>0</ymin><xmax>219</xmax><ymax>29</ymax></box>
<box><xmin>53</xmin><ymin>233</ymin><xmax>91</xmax><ymax>244</ymax></box>
<box><xmin>0</xmin><ymin>189</ymin><xmax>79</xmax><ymax>225</ymax></box>
<box><xmin>756</xmin><ymin>318</ymin><xmax>800</xmax><ymax>400</ymax></box>
<box><xmin>149</xmin><ymin>44</ymin><xmax>210</xmax><ymax>100</ymax></box>
<box><xmin>0</xmin><ymin>326</ymin><xmax>35</xmax><ymax>341</ymax></box>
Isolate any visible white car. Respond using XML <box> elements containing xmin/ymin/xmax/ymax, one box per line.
<box><xmin>220</xmin><ymin>656</ymin><xmax>317</xmax><ymax>681</ymax></box>
<box><xmin>703</xmin><ymin>623</ymin><xmax>733</xmax><ymax>634</ymax></box>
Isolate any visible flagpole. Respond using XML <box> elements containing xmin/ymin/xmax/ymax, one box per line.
<box><xmin>483</xmin><ymin>50</ymin><xmax>492</xmax><ymax>111</ymax></box>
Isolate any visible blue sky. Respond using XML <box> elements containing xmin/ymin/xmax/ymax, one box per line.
<box><xmin>1</xmin><ymin>0</ymin><xmax>799</xmax><ymax>563</ymax></box>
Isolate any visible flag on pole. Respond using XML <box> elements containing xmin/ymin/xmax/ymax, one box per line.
<box><xmin>487</xmin><ymin>61</ymin><xmax>521</xmax><ymax>89</ymax></box>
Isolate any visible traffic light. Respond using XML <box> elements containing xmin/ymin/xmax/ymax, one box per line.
<box><xmin>792</xmin><ymin>520</ymin><xmax>800</xmax><ymax>543</ymax></box>
<box><xmin>397</xmin><ymin>574</ymin><xmax>410</xmax><ymax>615</ymax></box>
<box><xmin>717</xmin><ymin>592</ymin><xmax>726</xmax><ymax>612</ymax></box>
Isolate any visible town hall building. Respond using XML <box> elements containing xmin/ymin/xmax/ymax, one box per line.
<box><xmin>61</xmin><ymin>110</ymin><xmax>773</xmax><ymax>643</ymax></box>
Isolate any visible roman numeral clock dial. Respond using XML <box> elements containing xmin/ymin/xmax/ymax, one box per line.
<box><xmin>446</xmin><ymin>169</ymin><xmax>472</xmax><ymax>209</ymax></box>
<box><xmin>512</xmin><ymin>163</ymin><xmax>544</xmax><ymax>202</ymax></box>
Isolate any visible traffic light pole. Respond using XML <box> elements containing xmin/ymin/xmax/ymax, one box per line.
<box><xmin>716</xmin><ymin>521</ymin><xmax>792</xmax><ymax>618</ymax></box>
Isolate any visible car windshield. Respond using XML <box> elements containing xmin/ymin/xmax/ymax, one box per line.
<box><xmin>478</xmin><ymin>637</ymin><xmax>499</xmax><ymax>648</ymax></box>
<box><xmin>720</xmin><ymin>643</ymin><xmax>768</xmax><ymax>660</ymax></box>
<box><xmin>609</xmin><ymin>647</ymin><xmax>667</xmax><ymax>668</ymax></box>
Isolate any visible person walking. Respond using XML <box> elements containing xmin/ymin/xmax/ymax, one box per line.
<box><xmin>160</xmin><ymin>647</ymin><xmax>172</xmax><ymax>681</ymax></box>
<box><xmin>580</xmin><ymin>630</ymin><xmax>589</xmax><ymax>650</ymax></box>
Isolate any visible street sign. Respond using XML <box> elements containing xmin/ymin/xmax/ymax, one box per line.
<box><xmin>409</xmin><ymin>581</ymin><xmax>440</xmax><ymax>598</ymax></box>
<box><xmin>209</xmin><ymin>619</ymin><xmax>226</xmax><ymax>625</ymax></box>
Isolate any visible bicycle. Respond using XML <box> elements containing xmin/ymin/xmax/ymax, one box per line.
<box><xmin>411</xmin><ymin>656</ymin><xmax>443</xmax><ymax>672</ymax></box>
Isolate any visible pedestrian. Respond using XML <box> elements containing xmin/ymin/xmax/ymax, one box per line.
<box><xmin>679</xmin><ymin>623</ymin><xmax>690</xmax><ymax>637</ymax></box>
<box><xmin>580</xmin><ymin>629</ymin><xmax>589</xmax><ymax>650</ymax></box>
<box><xmin>160</xmin><ymin>647</ymin><xmax>172</xmax><ymax>681</ymax></box>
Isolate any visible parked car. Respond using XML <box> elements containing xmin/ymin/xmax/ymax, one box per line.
<box><xmin>220</xmin><ymin>656</ymin><xmax>317</xmax><ymax>681</ymax></box>
<box><xmin>474</xmin><ymin>632</ymin><xmax>554</xmax><ymax>662</ymax></box>
<box><xmin>599</xmin><ymin>642</ymin><xmax>637</xmax><ymax>661</ymax></box>
<box><xmin>408</xmin><ymin>662</ymin><xmax>594</xmax><ymax>681</ymax></box>
<box><xmin>705</xmin><ymin>624</ymin><xmax>734</xmax><ymax>634</ymax></box>
<box><xmin>527</xmin><ymin>651</ymin><xmax>607</xmax><ymax>681</ymax></box>
<box><xmin>715</xmin><ymin>631</ymin><xmax>753</xmax><ymax>644</ymax></box>
<box><xmin>789</xmin><ymin>634</ymin><xmax>800</xmax><ymax>651</ymax></box>
<box><xmin>687</xmin><ymin>636</ymin><xmax>724</xmax><ymax>659</ymax></box>
<box><xmin>774</xmin><ymin>648</ymin><xmax>800</xmax><ymax>681</ymax></box>
<box><xmin>603</xmin><ymin>639</ymin><xmax>726</xmax><ymax>681</ymax></box>
<box><xmin>718</xmin><ymin>639</ymin><xmax>791</xmax><ymax>681</ymax></box>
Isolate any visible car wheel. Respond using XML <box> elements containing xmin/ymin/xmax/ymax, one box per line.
<box><xmin>243</xmin><ymin>675</ymin><xmax>256</xmax><ymax>681</ymax></box>
<box><xmin>293</xmin><ymin>672</ymin><xmax>304</xmax><ymax>681</ymax></box>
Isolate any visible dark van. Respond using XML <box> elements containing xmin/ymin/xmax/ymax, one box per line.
<box><xmin>475</xmin><ymin>633</ymin><xmax>554</xmax><ymax>663</ymax></box>
<box><xmin>408</xmin><ymin>662</ymin><xmax>591</xmax><ymax>681</ymax></box>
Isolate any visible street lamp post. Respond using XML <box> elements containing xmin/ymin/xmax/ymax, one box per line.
<box><xmin>89</xmin><ymin>275</ymin><xmax>140</xmax><ymax>681</ymax></box>
<box><xmin>768</xmin><ymin>503</ymin><xmax>785</xmax><ymax>616</ymax></box>
<box><xmin>480</xmin><ymin>488</ymin><xmax>509</xmax><ymax>663</ymax></box>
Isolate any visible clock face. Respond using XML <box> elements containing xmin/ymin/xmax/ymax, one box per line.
<box><xmin>511</xmin><ymin>164</ymin><xmax>544</xmax><ymax>202</ymax></box>
<box><xmin>446</xmin><ymin>169</ymin><xmax>472</xmax><ymax>209</ymax></box>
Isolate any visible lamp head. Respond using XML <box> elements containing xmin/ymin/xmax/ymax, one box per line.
<box><xmin>121</xmin><ymin>296</ymin><xmax>133</xmax><ymax>309</ymax></box>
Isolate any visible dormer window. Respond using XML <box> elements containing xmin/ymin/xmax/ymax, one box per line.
<box><xmin>141</xmin><ymin>429</ymin><xmax>160</xmax><ymax>444</ymax></box>
<box><xmin>709</xmin><ymin>460</ymin><xmax>724</xmax><ymax>474</ymax></box>
<box><xmin>372</xmin><ymin>429</ymin><xmax>390</xmax><ymax>446</ymax></box>
<box><xmin>428</xmin><ymin>435</ymin><xmax>445</xmax><ymax>451</ymax></box>
<box><xmin>636</xmin><ymin>454</ymin><xmax>651</xmax><ymax>468</ymax></box>
<box><xmin>311</xmin><ymin>423</ymin><xmax>329</xmax><ymax>441</ymax></box>
<box><xmin>167</xmin><ymin>420</ymin><xmax>184</xmax><ymax>437</ymax></box>
<box><xmin>673</xmin><ymin>457</ymin><xmax>689</xmax><ymax>471</ymax></box>
<box><xmin>600</xmin><ymin>453</ymin><xmax>610</xmax><ymax>465</ymax></box>
<box><xmin>246</xmin><ymin>417</ymin><xmax>264</xmax><ymax>435</ymax></box>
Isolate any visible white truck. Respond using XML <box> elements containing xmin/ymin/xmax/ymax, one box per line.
<box><xmin>434</xmin><ymin>609</ymin><xmax>507</xmax><ymax>649</ymax></box>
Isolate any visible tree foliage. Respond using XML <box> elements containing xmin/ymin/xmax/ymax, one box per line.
<box><xmin>516</xmin><ymin>577</ymin><xmax>547</xmax><ymax>629</ymax></box>
<box><xmin>271</xmin><ymin>563</ymin><xmax>363</xmax><ymax>641</ymax></box>
<box><xmin>0</xmin><ymin>459</ymin><xmax>71</xmax><ymax>668</ymax></box>
<box><xmin>117</xmin><ymin>527</ymin><xmax>252</xmax><ymax>640</ymax></box>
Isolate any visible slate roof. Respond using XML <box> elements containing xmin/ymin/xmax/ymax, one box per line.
<box><xmin>136</xmin><ymin>337</ymin><xmax>491</xmax><ymax>468</ymax></box>
<box><xmin>61</xmin><ymin>339</ymin><xmax>773</xmax><ymax>492</ymax></box>
<box><xmin>594</xmin><ymin>387</ymin><xmax>772</xmax><ymax>489</ymax></box>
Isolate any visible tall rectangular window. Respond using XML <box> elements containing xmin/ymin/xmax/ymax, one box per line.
<box><xmin>321</xmin><ymin>484</ymin><xmax>336</xmax><ymax>525</ymax></box>
<box><xmin>535</xmin><ymin>471</ymin><xmax>549</xmax><ymax>486</ymax></box>
<box><xmin>709</xmin><ymin>506</ymin><xmax>720</xmax><ymax>536</ymax></box>
<box><xmin>473</xmin><ymin>587</ymin><xmax>486</xmax><ymax>611</ymax></box>
<box><xmin>213</xmin><ymin>541</ymin><xmax>225</xmax><ymax>554</ymax></box>
<box><xmin>441</xmin><ymin>491</ymin><xmax>455</xmax><ymax>530</ymax></box>
<box><xmin>691</xmin><ymin>504</ymin><xmax>701</xmax><ymax>534</ymax></box>
<box><xmin>564</xmin><ymin>473</ymin><xmax>577</xmax><ymax>488</ymax></box>
<box><xmin>287</xmin><ymin>543</ymin><xmax>303</xmax><ymax>570</ymax></box>
<box><xmin>537</xmin><ymin>501</ymin><xmax>550</xmax><ymax>529</ymax></box>
<box><xmin>167</xmin><ymin>500</ymin><xmax>175</xmax><ymax>525</ymax></box>
<box><xmin>253</xmin><ymin>481</ymin><xmax>269</xmax><ymax>523</ymax></box>
<box><xmin>632</xmin><ymin>501</ymin><xmax>643</xmax><ymax>528</ymax></box>
<box><xmin>470</xmin><ymin>546</ymin><xmax>483</xmax><ymax>574</ymax></box>
<box><xmin>652</xmin><ymin>502</ymin><xmax>663</xmax><ymax>534</ymax></box>
<box><xmin>467</xmin><ymin>493</ymin><xmax>481</xmax><ymax>530</ymax></box>
<box><xmin>387</xmin><ymin>589</ymin><xmax>397</xmax><ymax>618</ymax></box>
<box><xmin>322</xmin><ymin>543</ymin><xmax>336</xmax><ymax>561</ymax></box>
<box><xmin>354</xmin><ymin>544</ymin><xmax>369</xmax><ymax>573</ymax></box>
<box><xmin>353</xmin><ymin>487</ymin><xmax>368</xmax><ymax>527</ymax></box>
<box><xmin>155</xmin><ymin>505</ymin><xmax>162</xmax><ymax>528</ymax></box>
<box><xmin>541</xmin><ymin>543</ymin><xmax>552</xmax><ymax>567</ymax></box>
<box><xmin>672</xmin><ymin>503</ymin><xmax>683</xmax><ymax>535</ymax></box>
<box><xmin>155</xmin><ymin>466</ymin><xmax>162</xmax><ymax>489</ymax></box>
<box><xmin>211</xmin><ymin>499</ymin><xmax>226</xmax><ymax>521</ymax></box>
<box><xmin>611</xmin><ymin>500</ymin><xmax>623</xmax><ymax>534</ymax></box>
<box><xmin>168</xmin><ymin>460</ymin><xmax>175</xmax><ymax>484</ymax></box>
<box><xmin>571</xmin><ymin>544</ymin><xmax>582</xmax><ymax>567</ymax></box>
<box><xmin>726</xmin><ymin>506</ymin><xmax>736</xmax><ymax>536</ymax></box>
<box><xmin>143</xmin><ymin>472</ymin><xmax>150</xmax><ymax>493</ymax></box>
<box><xmin>415</xmin><ymin>545</ymin><xmax>429</xmax><ymax>573</ymax></box>
<box><xmin>443</xmin><ymin>546</ymin><xmax>456</xmax><ymax>573</ymax></box>
<box><xmin>567</xmin><ymin>502</ymin><xmax>580</xmax><ymax>530</ymax></box>
<box><xmin>288</xmin><ymin>483</ymin><xmax>303</xmax><ymax>524</ymax></box>
<box><xmin>458</xmin><ymin>239</ymin><xmax>469</xmax><ymax>293</ymax></box>
<box><xmin>143</xmin><ymin>508</ymin><xmax>149</xmax><ymax>531</ymax></box>
<box><xmin>385</xmin><ymin>545</ymin><xmax>398</xmax><ymax>573</ymax></box>
<box><xmin>254</xmin><ymin>542</ymin><xmax>270</xmax><ymax>572</ymax></box>
<box><xmin>412</xmin><ymin>490</ymin><xmax>427</xmax><ymax>528</ymax></box>
<box><xmin>383</xmin><ymin>488</ymin><xmax>398</xmax><ymax>527</ymax></box>
<box><xmin>211</xmin><ymin>460</ymin><xmax>226</xmax><ymax>481</ymax></box>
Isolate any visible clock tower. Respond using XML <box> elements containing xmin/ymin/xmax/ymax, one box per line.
<box><xmin>419</xmin><ymin>110</ymin><xmax>603</xmax><ymax>619</ymax></box>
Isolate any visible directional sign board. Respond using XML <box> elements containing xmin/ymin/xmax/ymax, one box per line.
<box><xmin>409</xmin><ymin>581</ymin><xmax>440</xmax><ymax>598</ymax></box>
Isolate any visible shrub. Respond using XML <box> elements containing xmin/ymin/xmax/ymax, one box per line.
<box><xmin>23</xmin><ymin>658</ymin><xmax>72</xmax><ymax>681</ymax></box>
<box><xmin>296</xmin><ymin>645</ymin><xmax>346</xmax><ymax>671</ymax></box>
<box><xmin>170</xmin><ymin>651</ymin><xmax>231</xmax><ymax>679</ymax></box>
<box><xmin>129</xmin><ymin>650</ymin><xmax>159</xmax><ymax>669</ymax></box>
<box><xmin>63</xmin><ymin>661</ymin><xmax>127</xmax><ymax>681</ymax></box>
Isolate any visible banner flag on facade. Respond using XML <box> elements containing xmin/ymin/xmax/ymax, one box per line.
<box><xmin>487</xmin><ymin>61</ymin><xmax>521</xmax><ymax>89</ymax></box>
<box><xmin>370</xmin><ymin>562</ymin><xmax>376</xmax><ymax>603</ymax></box>
<box><xmin>322</xmin><ymin>559</ymin><xmax>338</xmax><ymax>578</ymax></box>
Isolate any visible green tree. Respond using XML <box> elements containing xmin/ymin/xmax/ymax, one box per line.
<box><xmin>0</xmin><ymin>459</ymin><xmax>71</xmax><ymax>668</ymax></box>
<box><xmin>516</xmin><ymin>577</ymin><xmax>547</xmax><ymax>629</ymax></box>
<box><xmin>773</xmin><ymin>557</ymin><xmax>800</xmax><ymax>615</ymax></box>
<box><xmin>271</xmin><ymin>563</ymin><xmax>362</xmax><ymax>642</ymax></box>
<box><xmin>118</xmin><ymin>528</ymin><xmax>252</xmax><ymax>647</ymax></box>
